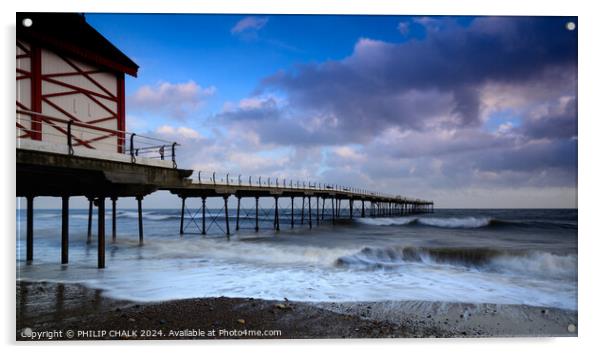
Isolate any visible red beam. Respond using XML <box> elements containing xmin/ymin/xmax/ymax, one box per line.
<box><xmin>61</xmin><ymin>55</ymin><xmax>116</xmax><ymax>99</ymax></box>
<box><xmin>43</xmin><ymin>76</ymin><xmax>117</xmax><ymax>101</ymax></box>
<box><xmin>31</xmin><ymin>45</ymin><xmax>42</xmax><ymax>140</ymax></box>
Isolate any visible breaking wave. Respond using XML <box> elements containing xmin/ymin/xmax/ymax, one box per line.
<box><xmin>357</xmin><ymin>216</ymin><xmax>491</xmax><ymax>228</ymax></box>
<box><xmin>356</xmin><ymin>216</ymin><xmax>576</xmax><ymax>230</ymax></box>
<box><xmin>335</xmin><ymin>246</ymin><xmax>577</xmax><ymax>280</ymax></box>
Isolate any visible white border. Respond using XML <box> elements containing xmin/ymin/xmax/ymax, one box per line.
<box><xmin>3</xmin><ymin>1</ymin><xmax>601</xmax><ymax>353</ymax></box>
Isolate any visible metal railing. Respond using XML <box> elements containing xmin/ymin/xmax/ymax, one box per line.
<box><xmin>16</xmin><ymin>109</ymin><xmax>179</xmax><ymax>168</ymax></box>
<box><xmin>189</xmin><ymin>170</ymin><xmax>432</xmax><ymax>204</ymax></box>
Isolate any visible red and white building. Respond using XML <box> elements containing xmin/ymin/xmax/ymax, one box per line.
<box><xmin>16</xmin><ymin>13</ymin><xmax>139</xmax><ymax>154</ymax></box>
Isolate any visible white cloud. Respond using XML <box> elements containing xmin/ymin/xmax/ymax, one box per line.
<box><xmin>231</xmin><ymin>16</ymin><xmax>268</xmax><ymax>34</ymax></box>
<box><xmin>155</xmin><ymin>125</ymin><xmax>202</xmax><ymax>140</ymax></box>
<box><xmin>131</xmin><ymin>80</ymin><xmax>216</xmax><ymax>119</ymax></box>
<box><xmin>332</xmin><ymin>146</ymin><xmax>364</xmax><ymax>161</ymax></box>
<box><xmin>397</xmin><ymin>21</ymin><xmax>410</xmax><ymax>35</ymax></box>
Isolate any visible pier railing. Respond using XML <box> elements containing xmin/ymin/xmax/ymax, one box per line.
<box><xmin>190</xmin><ymin>170</ymin><xmax>429</xmax><ymax>203</ymax></box>
<box><xmin>16</xmin><ymin>110</ymin><xmax>179</xmax><ymax>167</ymax></box>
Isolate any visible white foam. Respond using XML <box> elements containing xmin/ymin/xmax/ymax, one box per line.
<box><xmin>356</xmin><ymin>216</ymin><xmax>492</xmax><ymax>228</ymax></box>
<box><xmin>417</xmin><ymin>217</ymin><xmax>491</xmax><ymax>228</ymax></box>
<box><xmin>356</xmin><ymin>217</ymin><xmax>417</xmax><ymax>226</ymax></box>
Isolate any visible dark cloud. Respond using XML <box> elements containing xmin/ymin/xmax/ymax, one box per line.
<box><xmin>257</xmin><ymin>16</ymin><xmax>576</xmax><ymax>136</ymax></box>
<box><xmin>212</xmin><ymin>16</ymin><xmax>577</xmax><ymax>196</ymax></box>
<box><xmin>520</xmin><ymin>97</ymin><xmax>577</xmax><ymax>139</ymax></box>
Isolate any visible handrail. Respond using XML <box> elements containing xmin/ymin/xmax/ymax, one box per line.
<box><xmin>188</xmin><ymin>170</ymin><xmax>433</xmax><ymax>204</ymax></box>
<box><xmin>16</xmin><ymin>109</ymin><xmax>179</xmax><ymax>168</ymax></box>
<box><xmin>17</xmin><ymin>109</ymin><xmax>173</xmax><ymax>145</ymax></box>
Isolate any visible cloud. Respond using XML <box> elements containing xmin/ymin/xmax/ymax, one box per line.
<box><xmin>261</xmin><ymin>17</ymin><xmax>575</xmax><ymax>138</ymax></box>
<box><xmin>231</xmin><ymin>16</ymin><xmax>269</xmax><ymax>34</ymax></box>
<box><xmin>209</xmin><ymin>17</ymin><xmax>577</xmax><ymax>200</ymax></box>
<box><xmin>155</xmin><ymin>125</ymin><xmax>202</xmax><ymax>140</ymax></box>
<box><xmin>130</xmin><ymin>80</ymin><xmax>216</xmax><ymax>119</ymax></box>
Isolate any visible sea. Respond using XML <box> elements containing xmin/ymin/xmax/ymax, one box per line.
<box><xmin>16</xmin><ymin>207</ymin><xmax>578</xmax><ymax>311</ymax></box>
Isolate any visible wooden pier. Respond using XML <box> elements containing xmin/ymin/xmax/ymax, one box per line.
<box><xmin>169</xmin><ymin>180</ymin><xmax>433</xmax><ymax>237</ymax></box>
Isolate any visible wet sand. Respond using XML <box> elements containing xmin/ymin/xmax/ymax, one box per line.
<box><xmin>16</xmin><ymin>281</ymin><xmax>577</xmax><ymax>340</ymax></box>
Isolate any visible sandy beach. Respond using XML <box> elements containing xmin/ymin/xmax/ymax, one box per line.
<box><xmin>16</xmin><ymin>281</ymin><xmax>577</xmax><ymax>340</ymax></box>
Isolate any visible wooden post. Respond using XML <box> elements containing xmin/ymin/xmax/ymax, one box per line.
<box><xmin>255</xmin><ymin>196</ymin><xmax>259</xmax><ymax>232</ymax></box>
<box><xmin>86</xmin><ymin>198</ymin><xmax>93</xmax><ymax>244</ymax></box>
<box><xmin>136</xmin><ymin>196</ymin><xmax>143</xmax><ymax>245</ymax></box>
<box><xmin>61</xmin><ymin>195</ymin><xmax>69</xmax><ymax>264</ymax></box>
<box><xmin>26</xmin><ymin>195</ymin><xmax>34</xmax><ymax>263</ymax></box>
<box><xmin>274</xmin><ymin>197</ymin><xmax>280</xmax><ymax>231</ymax></box>
<box><xmin>111</xmin><ymin>197</ymin><xmax>117</xmax><ymax>242</ymax></box>
<box><xmin>331</xmin><ymin>198</ymin><xmax>335</xmax><ymax>224</ymax></box>
<box><xmin>321</xmin><ymin>197</ymin><xmax>326</xmax><ymax>220</ymax></box>
<box><xmin>308</xmin><ymin>196</ymin><xmax>312</xmax><ymax>229</ymax></box>
<box><xmin>361</xmin><ymin>200</ymin><xmax>365</xmax><ymax>218</ymax></box>
<box><xmin>179</xmin><ymin>197</ymin><xmax>186</xmax><ymax>235</ymax></box>
<box><xmin>202</xmin><ymin>197</ymin><xmax>207</xmax><ymax>235</ymax></box>
<box><xmin>236</xmin><ymin>196</ymin><xmax>241</xmax><ymax>231</ymax></box>
<box><xmin>290</xmin><ymin>197</ymin><xmax>294</xmax><ymax>228</ymax></box>
<box><xmin>301</xmin><ymin>196</ymin><xmax>305</xmax><ymax>224</ymax></box>
<box><xmin>224</xmin><ymin>196</ymin><xmax>230</xmax><ymax>236</ymax></box>
<box><xmin>349</xmin><ymin>199</ymin><xmax>353</xmax><ymax>219</ymax></box>
<box><xmin>312</xmin><ymin>196</ymin><xmax>318</xmax><ymax>225</ymax></box>
<box><xmin>97</xmin><ymin>197</ymin><xmax>105</xmax><ymax>269</ymax></box>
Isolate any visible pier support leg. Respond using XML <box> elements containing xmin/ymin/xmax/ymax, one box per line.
<box><xmin>321</xmin><ymin>197</ymin><xmax>326</xmax><ymax>220</ymax></box>
<box><xmin>255</xmin><ymin>197</ymin><xmax>259</xmax><ymax>232</ymax></box>
<box><xmin>291</xmin><ymin>197</ymin><xmax>294</xmax><ymax>228</ymax></box>
<box><xmin>224</xmin><ymin>196</ymin><xmax>230</xmax><ymax>236</ymax></box>
<box><xmin>97</xmin><ymin>197</ymin><xmax>105</xmax><ymax>269</ymax></box>
<box><xmin>308</xmin><ymin>196</ymin><xmax>312</xmax><ymax>229</ymax></box>
<box><xmin>348</xmin><ymin>199</ymin><xmax>351</xmax><ymax>218</ymax></box>
<box><xmin>332</xmin><ymin>198</ymin><xmax>335</xmax><ymax>225</ymax></box>
<box><xmin>202</xmin><ymin>197</ymin><xmax>207</xmax><ymax>235</ymax></box>
<box><xmin>136</xmin><ymin>196</ymin><xmax>143</xmax><ymax>245</ymax></box>
<box><xmin>274</xmin><ymin>197</ymin><xmax>280</xmax><ymax>231</ymax></box>
<box><xmin>61</xmin><ymin>195</ymin><xmax>69</xmax><ymax>264</ymax></box>
<box><xmin>111</xmin><ymin>197</ymin><xmax>117</xmax><ymax>242</ymax></box>
<box><xmin>26</xmin><ymin>195</ymin><xmax>34</xmax><ymax>263</ymax></box>
<box><xmin>301</xmin><ymin>197</ymin><xmax>305</xmax><ymax>225</ymax></box>
<box><xmin>86</xmin><ymin>198</ymin><xmax>93</xmax><ymax>244</ymax></box>
<box><xmin>236</xmin><ymin>196</ymin><xmax>241</xmax><ymax>231</ymax></box>
<box><xmin>316</xmin><ymin>196</ymin><xmax>320</xmax><ymax>226</ymax></box>
<box><xmin>361</xmin><ymin>200</ymin><xmax>365</xmax><ymax>218</ymax></box>
<box><xmin>179</xmin><ymin>197</ymin><xmax>186</xmax><ymax>235</ymax></box>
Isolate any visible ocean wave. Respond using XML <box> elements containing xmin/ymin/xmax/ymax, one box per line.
<box><xmin>356</xmin><ymin>216</ymin><xmax>576</xmax><ymax>230</ymax></box>
<box><xmin>356</xmin><ymin>217</ymin><xmax>418</xmax><ymax>226</ymax></box>
<box><xmin>356</xmin><ymin>216</ymin><xmax>491</xmax><ymax>228</ymax></box>
<box><xmin>418</xmin><ymin>217</ymin><xmax>491</xmax><ymax>228</ymax></box>
<box><xmin>335</xmin><ymin>246</ymin><xmax>577</xmax><ymax>280</ymax></box>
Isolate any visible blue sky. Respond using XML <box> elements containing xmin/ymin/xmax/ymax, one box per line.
<box><xmin>34</xmin><ymin>14</ymin><xmax>578</xmax><ymax>209</ymax></box>
<box><xmin>85</xmin><ymin>14</ymin><xmax>449</xmax><ymax>131</ymax></box>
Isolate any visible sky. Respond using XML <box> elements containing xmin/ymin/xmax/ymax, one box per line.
<box><xmin>29</xmin><ymin>14</ymin><xmax>578</xmax><ymax>209</ymax></box>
